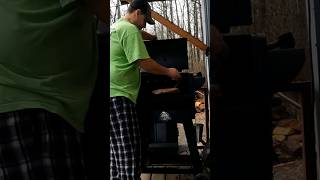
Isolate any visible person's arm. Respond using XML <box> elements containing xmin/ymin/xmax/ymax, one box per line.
<box><xmin>85</xmin><ymin>0</ymin><xmax>108</xmax><ymax>23</ymax></box>
<box><xmin>141</xmin><ymin>30</ymin><xmax>157</xmax><ymax>40</ymax></box>
<box><xmin>138</xmin><ymin>58</ymin><xmax>181</xmax><ymax>80</ymax></box>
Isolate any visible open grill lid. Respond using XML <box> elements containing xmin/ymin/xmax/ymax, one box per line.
<box><xmin>144</xmin><ymin>38</ymin><xmax>188</xmax><ymax>71</ymax></box>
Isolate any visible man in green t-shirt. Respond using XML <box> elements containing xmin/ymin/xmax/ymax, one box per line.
<box><xmin>0</xmin><ymin>0</ymin><xmax>106</xmax><ymax>179</ymax></box>
<box><xmin>110</xmin><ymin>0</ymin><xmax>181</xmax><ymax>179</ymax></box>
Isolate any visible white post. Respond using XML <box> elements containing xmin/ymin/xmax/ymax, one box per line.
<box><xmin>308</xmin><ymin>0</ymin><xmax>320</xmax><ymax>179</ymax></box>
<box><xmin>201</xmin><ymin>0</ymin><xmax>211</xmax><ymax>140</ymax></box>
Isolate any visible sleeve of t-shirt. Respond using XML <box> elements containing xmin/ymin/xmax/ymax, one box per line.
<box><xmin>121</xmin><ymin>30</ymin><xmax>150</xmax><ymax>64</ymax></box>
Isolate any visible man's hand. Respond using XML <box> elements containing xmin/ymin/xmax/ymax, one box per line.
<box><xmin>167</xmin><ymin>68</ymin><xmax>182</xmax><ymax>81</ymax></box>
<box><xmin>141</xmin><ymin>30</ymin><xmax>157</xmax><ymax>40</ymax></box>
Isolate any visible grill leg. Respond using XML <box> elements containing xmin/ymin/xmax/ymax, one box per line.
<box><xmin>182</xmin><ymin>119</ymin><xmax>202</xmax><ymax>174</ymax></box>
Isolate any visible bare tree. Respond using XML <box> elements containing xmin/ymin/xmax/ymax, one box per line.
<box><xmin>169</xmin><ymin>0</ymin><xmax>174</xmax><ymax>38</ymax></box>
<box><xmin>193</xmin><ymin>0</ymin><xmax>200</xmax><ymax>62</ymax></box>
<box><xmin>174</xmin><ymin>0</ymin><xmax>180</xmax><ymax>33</ymax></box>
<box><xmin>159</xmin><ymin>2</ymin><xmax>165</xmax><ymax>39</ymax></box>
<box><xmin>150</xmin><ymin>3</ymin><xmax>157</xmax><ymax>35</ymax></box>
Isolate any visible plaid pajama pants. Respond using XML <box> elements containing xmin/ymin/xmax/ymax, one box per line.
<box><xmin>110</xmin><ymin>96</ymin><xmax>141</xmax><ymax>180</ymax></box>
<box><xmin>0</xmin><ymin>108</ymin><xmax>86</xmax><ymax>180</ymax></box>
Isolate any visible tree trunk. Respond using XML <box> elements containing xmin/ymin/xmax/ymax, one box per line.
<box><xmin>174</xmin><ymin>0</ymin><xmax>180</xmax><ymax>35</ymax></box>
<box><xmin>170</xmin><ymin>0</ymin><xmax>174</xmax><ymax>38</ymax></box>
<box><xmin>151</xmin><ymin>3</ymin><xmax>157</xmax><ymax>35</ymax></box>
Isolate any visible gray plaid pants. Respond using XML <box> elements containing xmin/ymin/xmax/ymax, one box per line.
<box><xmin>0</xmin><ymin>108</ymin><xmax>86</xmax><ymax>180</ymax></box>
<box><xmin>110</xmin><ymin>96</ymin><xmax>141</xmax><ymax>180</ymax></box>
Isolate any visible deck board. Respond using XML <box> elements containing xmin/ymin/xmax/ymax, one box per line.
<box><xmin>141</xmin><ymin>173</ymin><xmax>195</xmax><ymax>180</ymax></box>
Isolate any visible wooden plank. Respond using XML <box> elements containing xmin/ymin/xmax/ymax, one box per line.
<box><xmin>166</xmin><ymin>174</ymin><xmax>180</xmax><ymax>180</ymax></box>
<box><xmin>121</xmin><ymin>0</ymin><xmax>167</xmax><ymax>3</ymax></box>
<box><xmin>179</xmin><ymin>174</ymin><xmax>195</xmax><ymax>180</ymax></box>
<box><xmin>141</xmin><ymin>173</ymin><xmax>152</xmax><ymax>180</ymax></box>
<box><xmin>151</xmin><ymin>174</ymin><xmax>165</xmax><ymax>180</ymax></box>
<box><xmin>150</xmin><ymin>11</ymin><xmax>208</xmax><ymax>52</ymax></box>
<box><xmin>141</xmin><ymin>173</ymin><xmax>195</xmax><ymax>180</ymax></box>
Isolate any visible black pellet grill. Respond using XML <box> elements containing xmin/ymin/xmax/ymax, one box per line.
<box><xmin>136</xmin><ymin>38</ymin><xmax>204</xmax><ymax>174</ymax></box>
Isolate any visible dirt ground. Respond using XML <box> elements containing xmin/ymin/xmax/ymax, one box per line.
<box><xmin>273</xmin><ymin>159</ymin><xmax>305</xmax><ymax>180</ymax></box>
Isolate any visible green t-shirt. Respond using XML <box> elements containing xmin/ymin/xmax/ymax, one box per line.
<box><xmin>0</xmin><ymin>0</ymin><xmax>98</xmax><ymax>132</ymax></box>
<box><xmin>110</xmin><ymin>18</ymin><xmax>149</xmax><ymax>103</ymax></box>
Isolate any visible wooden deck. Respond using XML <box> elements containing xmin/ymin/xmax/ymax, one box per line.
<box><xmin>141</xmin><ymin>173</ymin><xmax>195</xmax><ymax>180</ymax></box>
